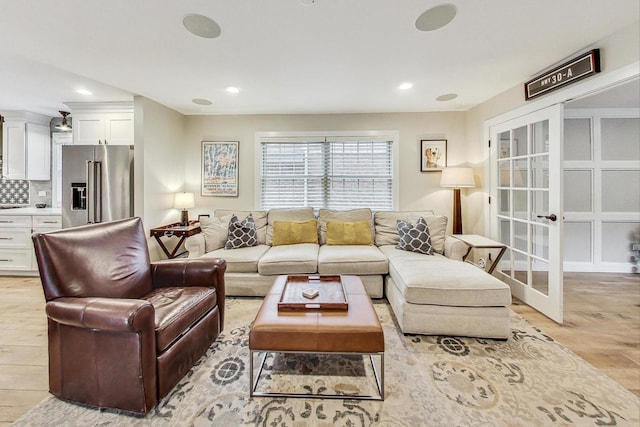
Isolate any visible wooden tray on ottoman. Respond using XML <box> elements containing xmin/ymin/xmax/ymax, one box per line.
<box><xmin>277</xmin><ymin>275</ymin><xmax>348</xmax><ymax>311</ymax></box>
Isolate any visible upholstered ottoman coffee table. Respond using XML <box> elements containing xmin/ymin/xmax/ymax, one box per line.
<box><xmin>249</xmin><ymin>274</ymin><xmax>384</xmax><ymax>400</ymax></box>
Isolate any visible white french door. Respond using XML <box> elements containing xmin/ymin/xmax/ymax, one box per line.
<box><xmin>490</xmin><ymin>104</ymin><xmax>564</xmax><ymax>323</ymax></box>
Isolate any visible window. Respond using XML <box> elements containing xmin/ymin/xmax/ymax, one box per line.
<box><xmin>257</xmin><ymin>132</ymin><xmax>397</xmax><ymax>210</ymax></box>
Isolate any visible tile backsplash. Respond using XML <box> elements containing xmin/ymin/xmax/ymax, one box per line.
<box><xmin>0</xmin><ymin>178</ymin><xmax>30</xmax><ymax>204</ymax></box>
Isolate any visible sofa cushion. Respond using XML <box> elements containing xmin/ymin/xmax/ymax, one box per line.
<box><xmin>318</xmin><ymin>208</ymin><xmax>374</xmax><ymax>245</ymax></box>
<box><xmin>258</xmin><ymin>243</ymin><xmax>319</xmax><ymax>275</ymax></box>
<box><xmin>200</xmin><ymin>214</ymin><xmax>233</xmax><ymax>252</ymax></box>
<box><xmin>225</xmin><ymin>214</ymin><xmax>258</xmax><ymax>249</ymax></box>
<box><xmin>374</xmin><ymin>211</ymin><xmax>447</xmax><ymax>254</ymax></box>
<box><xmin>215</xmin><ymin>209</ymin><xmax>268</xmax><ymax>245</ymax></box>
<box><xmin>201</xmin><ymin>245</ymin><xmax>270</xmax><ymax>273</ymax></box>
<box><xmin>273</xmin><ymin>219</ymin><xmax>319</xmax><ymax>246</ymax></box>
<box><xmin>380</xmin><ymin>245</ymin><xmax>511</xmax><ymax>307</ymax></box>
<box><xmin>143</xmin><ymin>286</ymin><xmax>216</xmax><ymax>352</ymax></box>
<box><xmin>318</xmin><ymin>245</ymin><xmax>388</xmax><ymax>275</ymax></box>
<box><xmin>396</xmin><ymin>217</ymin><xmax>434</xmax><ymax>255</ymax></box>
<box><xmin>266</xmin><ymin>207</ymin><xmax>316</xmax><ymax>245</ymax></box>
<box><xmin>326</xmin><ymin>220</ymin><xmax>372</xmax><ymax>245</ymax></box>
<box><xmin>374</xmin><ymin>210</ymin><xmax>434</xmax><ymax>246</ymax></box>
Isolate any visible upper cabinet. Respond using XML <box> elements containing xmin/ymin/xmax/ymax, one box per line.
<box><xmin>1</xmin><ymin>111</ymin><xmax>51</xmax><ymax>180</ymax></box>
<box><xmin>66</xmin><ymin>102</ymin><xmax>134</xmax><ymax>145</ymax></box>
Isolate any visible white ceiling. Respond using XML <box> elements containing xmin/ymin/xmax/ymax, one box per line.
<box><xmin>0</xmin><ymin>0</ymin><xmax>638</xmax><ymax>117</ymax></box>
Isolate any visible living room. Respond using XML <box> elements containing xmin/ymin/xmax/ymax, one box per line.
<box><xmin>0</xmin><ymin>1</ymin><xmax>639</xmax><ymax>425</ymax></box>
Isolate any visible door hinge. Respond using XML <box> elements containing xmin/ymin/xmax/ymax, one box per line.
<box><xmin>488</xmin><ymin>140</ymin><xmax>491</xmax><ymax>148</ymax></box>
<box><xmin>488</xmin><ymin>196</ymin><xmax>491</xmax><ymax>204</ymax></box>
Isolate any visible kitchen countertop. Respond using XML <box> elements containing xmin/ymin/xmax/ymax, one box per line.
<box><xmin>0</xmin><ymin>207</ymin><xmax>61</xmax><ymax>215</ymax></box>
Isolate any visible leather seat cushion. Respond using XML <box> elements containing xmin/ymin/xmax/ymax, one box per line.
<box><xmin>143</xmin><ymin>287</ymin><xmax>217</xmax><ymax>352</ymax></box>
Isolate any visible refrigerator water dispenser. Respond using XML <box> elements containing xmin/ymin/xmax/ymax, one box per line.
<box><xmin>71</xmin><ymin>183</ymin><xmax>87</xmax><ymax>210</ymax></box>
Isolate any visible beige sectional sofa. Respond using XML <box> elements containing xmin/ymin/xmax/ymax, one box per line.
<box><xmin>184</xmin><ymin>207</ymin><xmax>512</xmax><ymax>339</ymax></box>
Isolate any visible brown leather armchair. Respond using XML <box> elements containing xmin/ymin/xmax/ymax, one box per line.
<box><xmin>32</xmin><ymin>217</ymin><xmax>226</xmax><ymax>414</ymax></box>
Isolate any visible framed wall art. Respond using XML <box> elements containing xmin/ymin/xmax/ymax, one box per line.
<box><xmin>420</xmin><ymin>139</ymin><xmax>447</xmax><ymax>172</ymax></box>
<box><xmin>202</xmin><ymin>141</ymin><xmax>239</xmax><ymax>196</ymax></box>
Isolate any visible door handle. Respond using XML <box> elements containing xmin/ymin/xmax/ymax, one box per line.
<box><xmin>537</xmin><ymin>214</ymin><xmax>557</xmax><ymax>221</ymax></box>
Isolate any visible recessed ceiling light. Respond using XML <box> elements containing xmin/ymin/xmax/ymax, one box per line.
<box><xmin>398</xmin><ymin>82</ymin><xmax>413</xmax><ymax>91</ymax></box>
<box><xmin>415</xmin><ymin>4</ymin><xmax>457</xmax><ymax>32</ymax></box>
<box><xmin>183</xmin><ymin>14</ymin><xmax>221</xmax><ymax>39</ymax></box>
<box><xmin>192</xmin><ymin>98</ymin><xmax>213</xmax><ymax>105</ymax></box>
<box><xmin>226</xmin><ymin>86</ymin><xmax>240</xmax><ymax>94</ymax></box>
<box><xmin>76</xmin><ymin>89</ymin><xmax>92</xmax><ymax>95</ymax></box>
<box><xmin>436</xmin><ymin>93</ymin><xmax>458</xmax><ymax>101</ymax></box>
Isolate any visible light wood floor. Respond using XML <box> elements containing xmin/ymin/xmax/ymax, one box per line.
<box><xmin>511</xmin><ymin>272</ymin><xmax>640</xmax><ymax>398</ymax></box>
<box><xmin>0</xmin><ymin>273</ymin><xmax>638</xmax><ymax>425</ymax></box>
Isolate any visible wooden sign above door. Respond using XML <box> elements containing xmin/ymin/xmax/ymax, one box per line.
<box><xmin>525</xmin><ymin>49</ymin><xmax>601</xmax><ymax>100</ymax></box>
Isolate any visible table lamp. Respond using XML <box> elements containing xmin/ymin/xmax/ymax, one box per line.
<box><xmin>440</xmin><ymin>167</ymin><xmax>475</xmax><ymax>234</ymax></box>
<box><xmin>174</xmin><ymin>192</ymin><xmax>195</xmax><ymax>226</ymax></box>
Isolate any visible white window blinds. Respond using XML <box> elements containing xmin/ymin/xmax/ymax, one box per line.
<box><xmin>260</xmin><ymin>134</ymin><xmax>394</xmax><ymax>210</ymax></box>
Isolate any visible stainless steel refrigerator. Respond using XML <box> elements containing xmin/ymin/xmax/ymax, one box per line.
<box><xmin>62</xmin><ymin>145</ymin><xmax>134</xmax><ymax>228</ymax></box>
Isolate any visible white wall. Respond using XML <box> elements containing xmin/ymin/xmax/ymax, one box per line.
<box><xmin>465</xmin><ymin>21</ymin><xmax>640</xmax><ymax>236</ymax></box>
<box><xmin>182</xmin><ymin>112</ymin><xmax>472</xmax><ymax>234</ymax></box>
<box><xmin>132</xmin><ymin>22</ymin><xmax>639</xmax><ymax>265</ymax></box>
<box><xmin>133</xmin><ymin>96</ymin><xmax>186</xmax><ymax>260</ymax></box>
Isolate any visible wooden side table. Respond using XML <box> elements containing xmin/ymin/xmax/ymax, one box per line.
<box><xmin>150</xmin><ymin>221</ymin><xmax>201</xmax><ymax>259</ymax></box>
<box><xmin>453</xmin><ymin>234</ymin><xmax>506</xmax><ymax>274</ymax></box>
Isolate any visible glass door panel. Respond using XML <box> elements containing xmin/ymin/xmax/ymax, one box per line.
<box><xmin>531</xmin><ymin>260</ymin><xmax>550</xmax><ymax>295</ymax></box>
<box><xmin>491</xmin><ymin>104</ymin><xmax>563</xmax><ymax>323</ymax></box>
<box><xmin>532</xmin><ymin>120</ymin><xmax>549</xmax><ymax>154</ymax></box>
<box><xmin>532</xmin><ymin>189</ymin><xmax>549</xmax><ymax>224</ymax></box>
<box><xmin>514</xmin><ymin>126</ymin><xmax>528</xmax><ymax>156</ymax></box>
<box><xmin>499</xmin><ymin>131</ymin><xmax>511</xmax><ymax>158</ymax></box>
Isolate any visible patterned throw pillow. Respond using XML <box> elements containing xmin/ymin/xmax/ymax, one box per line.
<box><xmin>225</xmin><ymin>214</ymin><xmax>258</xmax><ymax>249</ymax></box>
<box><xmin>396</xmin><ymin>217</ymin><xmax>434</xmax><ymax>255</ymax></box>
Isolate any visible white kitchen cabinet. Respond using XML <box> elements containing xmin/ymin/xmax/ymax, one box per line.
<box><xmin>1</xmin><ymin>111</ymin><xmax>51</xmax><ymax>180</ymax></box>
<box><xmin>0</xmin><ymin>212</ymin><xmax>62</xmax><ymax>274</ymax></box>
<box><xmin>31</xmin><ymin>215</ymin><xmax>62</xmax><ymax>270</ymax></box>
<box><xmin>66</xmin><ymin>102</ymin><xmax>134</xmax><ymax>145</ymax></box>
<box><xmin>0</xmin><ymin>215</ymin><xmax>33</xmax><ymax>271</ymax></box>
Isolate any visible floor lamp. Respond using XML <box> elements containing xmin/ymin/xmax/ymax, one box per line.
<box><xmin>440</xmin><ymin>167</ymin><xmax>475</xmax><ymax>235</ymax></box>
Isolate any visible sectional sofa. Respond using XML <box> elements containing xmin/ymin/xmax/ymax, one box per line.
<box><xmin>184</xmin><ymin>207</ymin><xmax>512</xmax><ymax>339</ymax></box>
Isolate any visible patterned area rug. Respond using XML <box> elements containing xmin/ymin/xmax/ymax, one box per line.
<box><xmin>15</xmin><ymin>298</ymin><xmax>640</xmax><ymax>426</ymax></box>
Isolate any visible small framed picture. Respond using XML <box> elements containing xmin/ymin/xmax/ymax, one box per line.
<box><xmin>202</xmin><ymin>141</ymin><xmax>239</xmax><ymax>196</ymax></box>
<box><xmin>420</xmin><ymin>139</ymin><xmax>447</xmax><ymax>172</ymax></box>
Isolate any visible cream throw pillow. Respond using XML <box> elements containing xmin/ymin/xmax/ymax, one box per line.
<box><xmin>200</xmin><ymin>214</ymin><xmax>233</xmax><ymax>252</ymax></box>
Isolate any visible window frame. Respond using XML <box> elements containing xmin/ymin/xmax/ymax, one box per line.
<box><xmin>255</xmin><ymin>130</ymin><xmax>399</xmax><ymax>210</ymax></box>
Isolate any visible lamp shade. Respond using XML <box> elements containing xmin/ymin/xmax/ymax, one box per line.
<box><xmin>174</xmin><ymin>192</ymin><xmax>195</xmax><ymax>209</ymax></box>
<box><xmin>440</xmin><ymin>167</ymin><xmax>475</xmax><ymax>188</ymax></box>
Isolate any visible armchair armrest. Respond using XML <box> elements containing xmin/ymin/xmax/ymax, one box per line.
<box><xmin>150</xmin><ymin>258</ymin><xmax>227</xmax><ymax>329</ymax></box>
<box><xmin>46</xmin><ymin>297</ymin><xmax>155</xmax><ymax>332</ymax></box>
<box><xmin>444</xmin><ymin>236</ymin><xmax>468</xmax><ymax>261</ymax></box>
<box><xmin>185</xmin><ymin>234</ymin><xmax>206</xmax><ymax>258</ymax></box>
